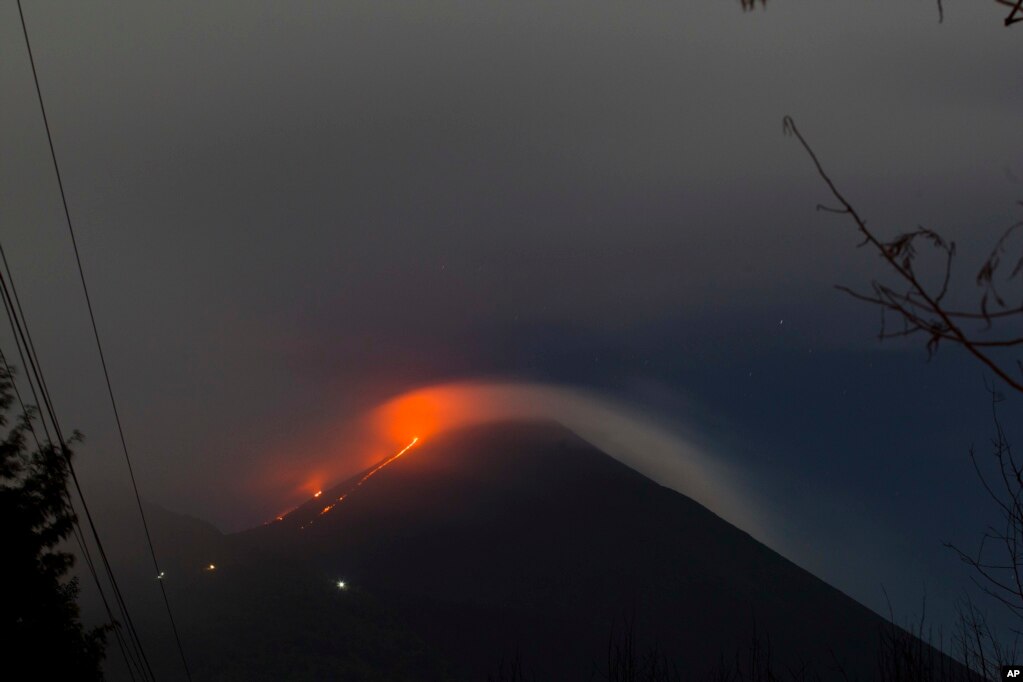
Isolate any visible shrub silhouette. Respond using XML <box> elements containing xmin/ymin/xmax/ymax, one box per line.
<box><xmin>0</xmin><ymin>365</ymin><xmax>107</xmax><ymax>679</ymax></box>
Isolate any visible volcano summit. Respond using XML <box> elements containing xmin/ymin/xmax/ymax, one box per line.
<box><xmin>94</xmin><ymin>421</ymin><xmax>959</xmax><ymax>680</ymax></box>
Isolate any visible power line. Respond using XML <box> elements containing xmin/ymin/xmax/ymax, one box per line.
<box><xmin>0</xmin><ymin>380</ymin><xmax>140</xmax><ymax>682</ymax></box>
<box><xmin>0</xmin><ymin>254</ymin><xmax>154</xmax><ymax>680</ymax></box>
<box><xmin>16</xmin><ymin>3</ymin><xmax>192</xmax><ymax>678</ymax></box>
<box><xmin>0</xmin><ymin>244</ymin><xmax>154</xmax><ymax>681</ymax></box>
<box><xmin>0</xmin><ymin>264</ymin><xmax>151</xmax><ymax>681</ymax></box>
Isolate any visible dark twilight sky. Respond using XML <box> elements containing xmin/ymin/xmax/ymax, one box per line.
<box><xmin>1</xmin><ymin>0</ymin><xmax>1021</xmax><ymax>633</ymax></box>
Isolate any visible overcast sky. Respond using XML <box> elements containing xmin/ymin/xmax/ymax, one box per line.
<box><xmin>2</xmin><ymin>0</ymin><xmax>1021</xmax><ymax>631</ymax></box>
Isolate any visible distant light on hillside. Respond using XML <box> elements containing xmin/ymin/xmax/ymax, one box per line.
<box><xmin>336</xmin><ymin>580</ymin><xmax>347</xmax><ymax>590</ymax></box>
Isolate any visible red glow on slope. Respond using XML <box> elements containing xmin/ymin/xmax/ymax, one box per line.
<box><xmin>258</xmin><ymin>383</ymin><xmax>512</xmax><ymax>524</ymax></box>
<box><xmin>266</xmin><ymin>502</ymin><xmax>300</xmax><ymax>524</ymax></box>
<box><xmin>388</xmin><ymin>395</ymin><xmax>440</xmax><ymax>438</ymax></box>
<box><xmin>373</xmin><ymin>388</ymin><xmax>486</xmax><ymax>444</ymax></box>
<box><xmin>255</xmin><ymin>385</ymin><xmax>484</xmax><ymax>521</ymax></box>
<box><xmin>369</xmin><ymin>383</ymin><xmax>528</xmax><ymax>454</ymax></box>
<box><xmin>295</xmin><ymin>478</ymin><xmax>327</xmax><ymax>504</ymax></box>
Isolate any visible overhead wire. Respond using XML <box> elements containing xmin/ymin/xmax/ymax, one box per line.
<box><xmin>0</xmin><ymin>241</ymin><xmax>154</xmax><ymax>681</ymax></box>
<box><xmin>0</xmin><ymin>252</ymin><xmax>151</xmax><ymax>682</ymax></box>
<box><xmin>15</xmin><ymin>2</ymin><xmax>193</xmax><ymax>678</ymax></box>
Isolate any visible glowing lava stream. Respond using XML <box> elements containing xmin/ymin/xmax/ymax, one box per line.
<box><xmin>317</xmin><ymin>436</ymin><xmax>420</xmax><ymax>517</ymax></box>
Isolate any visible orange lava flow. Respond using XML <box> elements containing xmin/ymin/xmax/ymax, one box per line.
<box><xmin>267</xmin><ymin>504</ymin><xmax>299</xmax><ymax>524</ymax></box>
<box><xmin>318</xmin><ymin>437</ymin><xmax>419</xmax><ymax>517</ymax></box>
<box><xmin>356</xmin><ymin>437</ymin><xmax>419</xmax><ymax>487</ymax></box>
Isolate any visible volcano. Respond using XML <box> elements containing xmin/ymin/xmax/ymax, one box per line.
<box><xmin>95</xmin><ymin>421</ymin><xmax>959</xmax><ymax>680</ymax></box>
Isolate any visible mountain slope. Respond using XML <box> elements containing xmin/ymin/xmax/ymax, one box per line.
<box><xmin>94</xmin><ymin>421</ymin><xmax>961</xmax><ymax>680</ymax></box>
<box><xmin>238</xmin><ymin>421</ymin><xmax>917</xmax><ymax>679</ymax></box>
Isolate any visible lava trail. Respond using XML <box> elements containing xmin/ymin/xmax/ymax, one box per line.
<box><xmin>273</xmin><ymin>437</ymin><xmax>421</xmax><ymax>528</ymax></box>
<box><xmin>317</xmin><ymin>436</ymin><xmax>420</xmax><ymax>517</ymax></box>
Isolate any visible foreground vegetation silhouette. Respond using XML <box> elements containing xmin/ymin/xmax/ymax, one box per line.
<box><xmin>784</xmin><ymin>113</ymin><xmax>1023</xmax><ymax>674</ymax></box>
<box><xmin>0</xmin><ymin>366</ymin><xmax>107</xmax><ymax>679</ymax></box>
<box><xmin>486</xmin><ymin>605</ymin><xmax>1005</xmax><ymax>681</ymax></box>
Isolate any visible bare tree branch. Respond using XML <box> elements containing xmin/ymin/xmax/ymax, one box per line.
<box><xmin>783</xmin><ymin>116</ymin><xmax>1023</xmax><ymax>395</ymax></box>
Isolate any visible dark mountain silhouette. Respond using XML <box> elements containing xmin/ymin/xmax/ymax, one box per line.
<box><xmin>89</xmin><ymin>421</ymin><xmax>962</xmax><ymax>680</ymax></box>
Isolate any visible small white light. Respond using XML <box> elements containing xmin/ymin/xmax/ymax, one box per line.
<box><xmin>156</xmin><ymin>571</ymin><xmax>166</xmax><ymax>580</ymax></box>
<box><xmin>206</xmin><ymin>563</ymin><xmax>217</xmax><ymax>571</ymax></box>
<box><xmin>336</xmin><ymin>580</ymin><xmax>347</xmax><ymax>590</ymax></box>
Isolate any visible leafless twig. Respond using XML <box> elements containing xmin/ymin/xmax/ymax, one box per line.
<box><xmin>783</xmin><ymin>116</ymin><xmax>1023</xmax><ymax>395</ymax></box>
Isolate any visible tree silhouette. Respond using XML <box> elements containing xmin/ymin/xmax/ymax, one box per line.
<box><xmin>739</xmin><ymin>0</ymin><xmax>1023</xmax><ymax>26</ymax></box>
<box><xmin>783</xmin><ymin>116</ymin><xmax>1023</xmax><ymax>396</ymax></box>
<box><xmin>0</xmin><ymin>365</ymin><xmax>107</xmax><ymax>679</ymax></box>
<box><xmin>784</xmin><ymin>115</ymin><xmax>1023</xmax><ymax>672</ymax></box>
